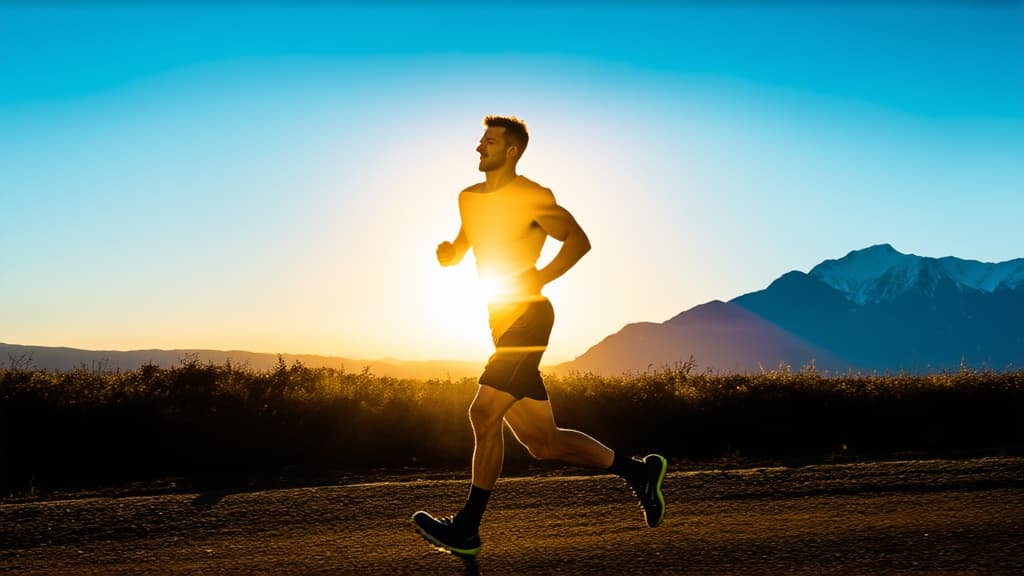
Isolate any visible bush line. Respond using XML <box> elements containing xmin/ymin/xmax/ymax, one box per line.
<box><xmin>2</xmin><ymin>357</ymin><xmax>1021</xmax><ymax>495</ymax></box>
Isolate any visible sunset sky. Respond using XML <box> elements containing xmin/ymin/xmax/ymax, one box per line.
<box><xmin>2</xmin><ymin>3</ymin><xmax>1022</xmax><ymax>364</ymax></box>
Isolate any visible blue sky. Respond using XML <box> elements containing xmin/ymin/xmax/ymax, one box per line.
<box><xmin>2</xmin><ymin>3</ymin><xmax>1022</xmax><ymax>363</ymax></box>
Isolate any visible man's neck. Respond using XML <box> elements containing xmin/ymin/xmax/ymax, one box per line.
<box><xmin>483</xmin><ymin>166</ymin><xmax>518</xmax><ymax>192</ymax></box>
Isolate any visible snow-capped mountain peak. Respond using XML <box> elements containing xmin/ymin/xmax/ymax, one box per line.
<box><xmin>809</xmin><ymin>244</ymin><xmax>914</xmax><ymax>305</ymax></box>
<box><xmin>809</xmin><ymin>244</ymin><xmax>1024</xmax><ymax>305</ymax></box>
<box><xmin>936</xmin><ymin>256</ymin><xmax>1024</xmax><ymax>293</ymax></box>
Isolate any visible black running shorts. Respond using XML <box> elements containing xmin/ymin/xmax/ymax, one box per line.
<box><xmin>478</xmin><ymin>297</ymin><xmax>554</xmax><ymax>401</ymax></box>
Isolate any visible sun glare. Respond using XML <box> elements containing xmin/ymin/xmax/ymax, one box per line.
<box><xmin>422</xmin><ymin>263</ymin><xmax>492</xmax><ymax>360</ymax></box>
<box><xmin>476</xmin><ymin>277</ymin><xmax>502</xmax><ymax>304</ymax></box>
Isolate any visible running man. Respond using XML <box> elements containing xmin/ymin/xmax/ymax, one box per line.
<box><xmin>413</xmin><ymin>116</ymin><xmax>667</xmax><ymax>557</ymax></box>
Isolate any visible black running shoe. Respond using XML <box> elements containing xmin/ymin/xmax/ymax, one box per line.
<box><xmin>627</xmin><ymin>454</ymin><xmax>668</xmax><ymax>528</ymax></box>
<box><xmin>411</xmin><ymin>511</ymin><xmax>482</xmax><ymax>557</ymax></box>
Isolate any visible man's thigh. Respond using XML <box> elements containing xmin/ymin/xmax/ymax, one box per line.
<box><xmin>503</xmin><ymin>397</ymin><xmax>558</xmax><ymax>444</ymax></box>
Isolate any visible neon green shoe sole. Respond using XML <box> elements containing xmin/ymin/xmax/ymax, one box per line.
<box><xmin>641</xmin><ymin>454</ymin><xmax>668</xmax><ymax>528</ymax></box>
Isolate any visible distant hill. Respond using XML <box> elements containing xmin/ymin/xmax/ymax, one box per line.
<box><xmin>557</xmin><ymin>244</ymin><xmax>1024</xmax><ymax>375</ymax></box>
<box><xmin>0</xmin><ymin>343</ymin><xmax>483</xmax><ymax>380</ymax></box>
<box><xmin>558</xmin><ymin>300</ymin><xmax>850</xmax><ymax>375</ymax></box>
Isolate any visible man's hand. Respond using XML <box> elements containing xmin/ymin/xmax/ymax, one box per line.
<box><xmin>437</xmin><ymin>228</ymin><xmax>468</xmax><ymax>268</ymax></box>
<box><xmin>436</xmin><ymin>241</ymin><xmax>458</xmax><ymax>267</ymax></box>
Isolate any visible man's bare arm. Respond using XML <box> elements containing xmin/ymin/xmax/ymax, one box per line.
<box><xmin>532</xmin><ymin>206</ymin><xmax>591</xmax><ymax>288</ymax></box>
<box><xmin>437</xmin><ymin>227</ymin><xmax>470</xmax><ymax>267</ymax></box>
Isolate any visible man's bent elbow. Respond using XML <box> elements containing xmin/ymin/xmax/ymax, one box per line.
<box><xmin>576</xmin><ymin>231</ymin><xmax>592</xmax><ymax>256</ymax></box>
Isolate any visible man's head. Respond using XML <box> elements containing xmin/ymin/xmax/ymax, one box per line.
<box><xmin>477</xmin><ymin>115</ymin><xmax>529</xmax><ymax>173</ymax></box>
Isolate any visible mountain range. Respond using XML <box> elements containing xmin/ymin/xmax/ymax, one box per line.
<box><xmin>6</xmin><ymin>244</ymin><xmax>1022</xmax><ymax>377</ymax></box>
<box><xmin>556</xmin><ymin>244</ymin><xmax>1024</xmax><ymax>375</ymax></box>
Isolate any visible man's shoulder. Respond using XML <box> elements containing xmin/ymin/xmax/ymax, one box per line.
<box><xmin>458</xmin><ymin>183</ymin><xmax>486</xmax><ymax>207</ymax></box>
<box><xmin>460</xmin><ymin>182</ymin><xmax>486</xmax><ymax>195</ymax></box>
<box><xmin>514</xmin><ymin>176</ymin><xmax>555</xmax><ymax>201</ymax></box>
<box><xmin>515</xmin><ymin>175</ymin><xmax>549</xmax><ymax>192</ymax></box>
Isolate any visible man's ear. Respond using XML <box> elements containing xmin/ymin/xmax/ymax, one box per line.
<box><xmin>506</xmin><ymin>145</ymin><xmax>520</xmax><ymax>160</ymax></box>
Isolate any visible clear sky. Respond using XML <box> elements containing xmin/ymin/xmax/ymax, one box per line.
<box><xmin>2</xmin><ymin>2</ymin><xmax>1022</xmax><ymax>364</ymax></box>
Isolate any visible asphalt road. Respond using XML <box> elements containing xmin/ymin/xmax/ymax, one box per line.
<box><xmin>2</xmin><ymin>457</ymin><xmax>1022</xmax><ymax>575</ymax></box>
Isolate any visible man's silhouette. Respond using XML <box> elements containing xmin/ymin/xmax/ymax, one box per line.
<box><xmin>413</xmin><ymin>116</ymin><xmax>666</xmax><ymax>557</ymax></box>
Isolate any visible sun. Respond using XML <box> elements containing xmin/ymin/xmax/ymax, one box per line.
<box><xmin>475</xmin><ymin>277</ymin><xmax>503</xmax><ymax>304</ymax></box>
<box><xmin>422</xmin><ymin>263</ymin><xmax>493</xmax><ymax>360</ymax></box>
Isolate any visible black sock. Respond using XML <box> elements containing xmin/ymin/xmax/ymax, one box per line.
<box><xmin>453</xmin><ymin>485</ymin><xmax>491</xmax><ymax>533</ymax></box>
<box><xmin>608</xmin><ymin>452</ymin><xmax>645</xmax><ymax>482</ymax></box>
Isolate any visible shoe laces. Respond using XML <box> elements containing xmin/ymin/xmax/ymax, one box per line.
<box><xmin>624</xmin><ymin>476</ymin><xmax>648</xmax><ymax>502</ymax></box>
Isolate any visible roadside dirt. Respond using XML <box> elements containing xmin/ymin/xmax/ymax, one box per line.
<box><xmin>2</xmin><ymin>457</ymin><xmax>1022</xmax><ymax>575</ymax></box>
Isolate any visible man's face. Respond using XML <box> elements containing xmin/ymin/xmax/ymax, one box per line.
<box><xmin>476</xmin><ymin>126</ymin><xmax>513</xmax><ymax>173</ymax></box>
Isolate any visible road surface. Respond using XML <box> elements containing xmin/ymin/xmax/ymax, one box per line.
<box><xmin>2</xmin><ymin>457</ymin><xmax>1022</xmax><ymax>574</ymax></box>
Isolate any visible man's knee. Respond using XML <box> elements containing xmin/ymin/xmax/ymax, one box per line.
<box><xmin>468</xmin><ymin>399</ymin><xmax>505</xmax><ymax>436</ymax></box>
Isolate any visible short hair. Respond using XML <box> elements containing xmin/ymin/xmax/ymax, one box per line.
<box><xmin>483</xmin><ymin>115</ymin><xmax>529</xmax><ymax>155</ymax></box>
